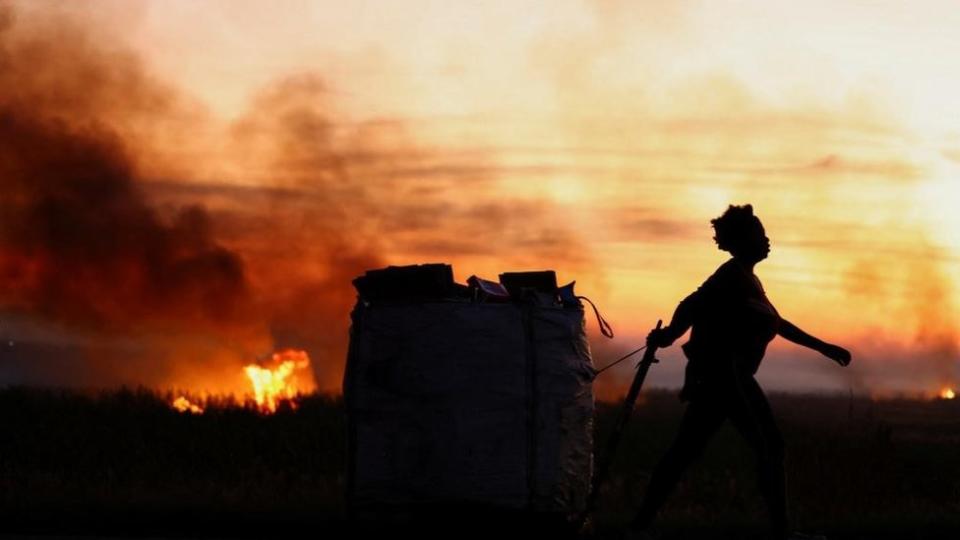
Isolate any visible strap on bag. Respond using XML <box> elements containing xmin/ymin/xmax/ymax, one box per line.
<box><xmin>577</xmin><ymin>295</ymin><xmax>614</xmax><ymax>339</ymax></box>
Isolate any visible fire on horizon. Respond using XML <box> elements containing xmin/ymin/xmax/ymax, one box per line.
<box><xmin>172</xmin><ymin>349</ymin><xmax>314</xmax><ymax>414</ymax></box>
<box><xmin>0</xmin><ymin>1</ymin><xmax>958</xmax><ymax>400</ymax></box>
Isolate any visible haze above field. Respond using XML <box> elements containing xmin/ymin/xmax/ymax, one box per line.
<box><xmin>1</xmin><ymin>1</ymin><xmax>958</xmax><ymax>397</ymax></box>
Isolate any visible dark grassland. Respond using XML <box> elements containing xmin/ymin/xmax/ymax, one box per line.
<box><xmin>1</xmin><ymin>387</ymin><xmax>958</xmax><ymax>539</ymax></box>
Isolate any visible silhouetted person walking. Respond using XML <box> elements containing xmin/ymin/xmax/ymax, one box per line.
<box><xmin>628</xmin><ymin>205</ymin><xmax>851</xmax><ymax>540</ymax></box>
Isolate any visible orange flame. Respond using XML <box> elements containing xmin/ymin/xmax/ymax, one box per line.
<box><xmin>172</xmin><ymin>396</ymin><xmax>204</xmax><ymax>414</ymax></box>
<box><xmin>940</xmin><ymin>387</ymin><xmax>956</xmax><ymax>400</ymax></box>
<box><xmin>244</xmin><ymin>349</ymin><xmax>311</xmax><ymax>413</ymax></box>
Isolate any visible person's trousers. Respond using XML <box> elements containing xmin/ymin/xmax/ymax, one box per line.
<box><xmin>632</xmin><ymin>376</ymin><xmax>787</xmax><ymax>533</ymax></box>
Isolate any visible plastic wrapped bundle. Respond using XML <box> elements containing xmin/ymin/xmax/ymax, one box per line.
<box><xmin>344</xmin><ymin>266</ymin><xmax>595</xmax><ymax>520</ymax></box>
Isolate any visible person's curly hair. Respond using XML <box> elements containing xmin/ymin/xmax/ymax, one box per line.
<box><xmin>711</xmin><ymin>204</ymin><xmax>761</xmax><ymax>254</ymax></box>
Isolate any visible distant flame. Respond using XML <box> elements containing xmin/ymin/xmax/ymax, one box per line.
<box><xmin>172</xmin><ymin>396</ymin><xmax>204</xmax><ymax>414</ymax></box>
<box><xmin>244</xmin><ymin>349</ymin><xmax>311</xmax><ymax>413</ymax></box>
<box><xmin>940</xmin><ymin>387</ymin><xmax>956</xmax><ymax>400</ymax></box>
<box><xmin>168</xmin><ymin>349</ymin><xmax>312</xmax><ymax>414</ymax></box>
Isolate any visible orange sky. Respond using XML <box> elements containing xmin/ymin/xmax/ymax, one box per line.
<box><xmin>2</xmin><ymin>1</ymin><xmax>958</xmax><ymax>397</ymax></box>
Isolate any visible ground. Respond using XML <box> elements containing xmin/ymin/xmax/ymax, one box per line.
<box><xmin>2</xmin><ymin>387</ymin><xmax>958</xmax><ymax>539</ymax></box>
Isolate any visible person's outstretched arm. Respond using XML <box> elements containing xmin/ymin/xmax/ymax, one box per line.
<box><xmin>778</xmin><ymin>319</ymin><xmax>852</xmax><ymax>366</ymax></box>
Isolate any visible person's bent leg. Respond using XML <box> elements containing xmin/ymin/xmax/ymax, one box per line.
<box><xmin>631</xmin><ymin>397</ymin><xmax>725</xmax><ymax>530</ymax></box>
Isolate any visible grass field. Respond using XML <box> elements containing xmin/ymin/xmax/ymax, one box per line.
<box><xmin>1</xmin><ymin>387</ymin><xmax>958</xmax><ymax>538</ymax></box>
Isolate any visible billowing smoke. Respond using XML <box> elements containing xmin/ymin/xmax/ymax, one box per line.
<box><xmin>0</xmin><ymin>6</ymin><xmax>266</xmax><ymax>391</ymax></box>
<box><xmin>0</xmin><ymin>99</ymin><xmax>248</xmax><ymax>331</ymax></box>
<box><xmin>837</xmin><ymin>238</ymin><xmax>959</xmax><ymax>396</ymax></box>
<box><xmin>0</xmin><ymin>6</ymin><xmax>593</xmax><ymax>393</ymax></box>
<box><xmin>0</xmin><ymin>5</ymin><xmax>250</xmax><ymax>330</ymax></box>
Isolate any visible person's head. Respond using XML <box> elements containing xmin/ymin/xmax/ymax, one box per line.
<box><xmin>711</xmin><ymin>204</ymin><xmax>770</xmax><ymax>263</ymax></box>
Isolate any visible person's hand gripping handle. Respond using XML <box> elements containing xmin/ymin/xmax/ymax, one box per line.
<box><xmin>645</xmin><ymin>319</ymin><xmax>672</xmax><ymax>351</ymax></box>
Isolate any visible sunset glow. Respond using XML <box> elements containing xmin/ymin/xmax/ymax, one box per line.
<box><xmin>0</xmin><ymin>1</ymin><xmax>957</xmax><ymax>398</ymax></box>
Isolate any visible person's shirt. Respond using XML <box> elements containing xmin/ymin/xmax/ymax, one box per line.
<box><xmin>678</xmin><ymin>258</ymin><xmax>780</xmax><ymax>388</ymax></box>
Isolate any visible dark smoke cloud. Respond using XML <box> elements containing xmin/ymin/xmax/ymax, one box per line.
<box><xmin>0</xmin><ymin>10</ymin><xmax>248</xmax><ymax>333</ymax></box>
<box><xmin>0</xmin><ymin>6</ymin><xmax>596</xmax><ymax>393</ymax></box>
